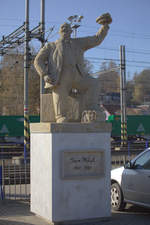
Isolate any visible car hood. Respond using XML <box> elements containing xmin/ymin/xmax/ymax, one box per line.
<box><xmin>111</xmin><ymin>167</ymin><xmax>124</xmax><ymax>185</ymax></box>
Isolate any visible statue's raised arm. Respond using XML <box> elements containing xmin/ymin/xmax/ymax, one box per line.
<box><xmin>76</xmin><ymin>13</ymin><xmax>112</xmax><ymax>51</ymax></box>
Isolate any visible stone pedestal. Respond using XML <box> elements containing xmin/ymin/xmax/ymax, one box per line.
<box><xmin>30</xmin><ymin>122</ymin><xmax>111</xmax><ymax>224</ymax></box>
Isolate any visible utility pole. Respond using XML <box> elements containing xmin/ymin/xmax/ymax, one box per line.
<box><xmin>120</xmin><ymin>45</ymin><xmax>127</xmax><ymax>147</ymax></box>
<box><xmin>0</xmin><ymin>0</ymin><xmax>47</xmax><ymax>161</ymax></box>
<box><xmin>24</xmin><ymin>0</ymin><xmax>46</xmax><ymax>159</ymax></box>
<box><xmin>67</xmin><ymin>15</ymin><xmax>83</xmax><ymax>38</ymax></box>
<box><xmin>72</xmin><ymin>24</ymin><xmax>79</xmax><ymax>38</ymax></box>
<box><xmin>40</xmin><ymin>0</ymin><xmax>45</xmax><ymax>95</ymax></box>
<box><xmin>24</xmin><ymin>0</ymin><xmax>30</xmax><ymax>161</ymax></box>
<box><xmin>39</xmin><ymin>0</ymin><xmax>45</xmax><ymax>123</ymax></box>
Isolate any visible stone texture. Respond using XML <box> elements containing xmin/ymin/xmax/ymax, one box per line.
<box><xmin>30</xmin><ymin>122</ymin><xmax>111</xmax><ymax>223</ymax></box>
<box><xmin>40</xmin><ymin>93</ymin><xmax>80</xmax><ymax>122</ymax></box>
<box><xmin>40</xmin><ymin>93</ymin><xmax>55</xmax><ymax>122</ymax></box>
<box><xmin>30</xmin><ymin>122</ymin><xmax>112</xmax><ymax>133</ymax></box>
<box><xmin>81</xmin><ymin>110</ymin><xmax>106</xmax><ymax>123</ymax></box>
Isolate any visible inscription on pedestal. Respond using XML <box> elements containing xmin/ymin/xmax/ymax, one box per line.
<box><xmin>62</xmin><ymin>151</ymin><xmax>104</xmax><ymax>179</ymax></box>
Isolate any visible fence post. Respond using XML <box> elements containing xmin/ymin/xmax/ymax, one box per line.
<box><xmin>146</xmin><ymin>140</ymin><xmax>149</xmax><ymax>148</ymax></box>
<box><xmin>128</xmin><ymin>141</ymin><xmax>130</xmax><ymax>161</ymax></box>
<box><xmin>0</xmin><ymin>165</ymin><xmax>4</xmax><ymax>200</ymax></box>
<box><xmin>1</xmin><ymin>160</ymin><xmax>5</xmax><ymax>200</ymax></box>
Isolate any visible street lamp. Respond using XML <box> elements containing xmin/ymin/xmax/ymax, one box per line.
<box><xmin>67</xmin><ymin>15</ymin><xmax>84</xmax><ymax>38</ymax></box>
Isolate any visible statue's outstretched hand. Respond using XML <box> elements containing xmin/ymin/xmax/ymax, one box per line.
<box><xmin>96</xmin><ymin>13</ymin><xmax>112</xmax><ymax>25</ymax></box>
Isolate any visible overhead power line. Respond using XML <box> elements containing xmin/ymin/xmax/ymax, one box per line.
<box><xmin>86</xmin><ymin>56</ymin><xmax>150</xmax><ymax>65</ymax></box>
<box><xmin>1</xmin><ymin>18</ymin><xmax>150</xmax><ymax>40</ymax></box>
<box><xmin>96</xmin><ymin>46</ymin><xmax>150</xmax><ymax>55</ymax></box>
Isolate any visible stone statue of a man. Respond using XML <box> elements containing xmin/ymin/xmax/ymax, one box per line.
<box><xmin>34</xmin><ymin>13</ymin><xmax>112</xmax><ymax>123</ymax></box>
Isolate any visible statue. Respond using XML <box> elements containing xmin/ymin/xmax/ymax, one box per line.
<box><xmin>34</xmin><ymin>13</ymin><xmax>112</xmax><ymax>123</ymax></box>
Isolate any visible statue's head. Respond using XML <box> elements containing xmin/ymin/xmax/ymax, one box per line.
<box><xmin>59</xmin><ymin>23</ymin><xmax>72</xmax><ymax>38</ymax></box>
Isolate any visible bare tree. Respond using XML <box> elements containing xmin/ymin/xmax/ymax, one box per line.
<box><xmin>0</xmin><ymin>48</ymin><xmax>40</xmax><ymax>115</ymax></box>
<box><xmin>98</xmin><ymin>60</ymin><xmax>120</xmax><ymax>94</ymax></box>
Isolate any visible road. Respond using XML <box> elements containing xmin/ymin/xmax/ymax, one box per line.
<box><xmin>1</xmin><ymin>184</ymin><xmax>150</xmax><ymax>224</ymax></box>
<box><xmin>0</xmin><ymin>201</ymin><xmax>150</xmax><ymax>225</ymax></box>
<box><xmin>110</xmin><ymin>204</ymin><xmax>150</xmax><ymax>225</ymax></box>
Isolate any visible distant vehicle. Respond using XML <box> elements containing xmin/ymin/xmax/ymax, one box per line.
<box><xmin>111</xmin><ymin>148</ymin><xmax>150</xmax><ymax>211</ymax></box>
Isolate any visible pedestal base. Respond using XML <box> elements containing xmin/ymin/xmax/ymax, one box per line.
<box><xmin>30</xmin><ymin>123</ymin><xmax>111</xmax><ymax>223</ymax></box>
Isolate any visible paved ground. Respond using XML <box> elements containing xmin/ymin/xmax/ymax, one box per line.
<box><xmin>0</xmin><ymin>200</ymin><xmax>50</xmax><ymax>225</ymax></box>
<box><xmin>111</xmin><ymin>205</ymin><xmax>150</xmax><ymax>225</ymax></box>
<box><xmin>0</xmin><ymin>200</ymin><xmax>150</xmax><ymax>225</ymax></box>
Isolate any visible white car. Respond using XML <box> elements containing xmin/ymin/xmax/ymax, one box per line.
<box><xmin>111</xmin><ymin>148</ymin><xmax>150</xmax><ymax>211</ymax></box>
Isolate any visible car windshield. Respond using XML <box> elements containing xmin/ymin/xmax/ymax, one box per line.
<box><xmin>133</xmin><ymin>149</ymin><xmax>150</xmax><ymax>170</ymax></box>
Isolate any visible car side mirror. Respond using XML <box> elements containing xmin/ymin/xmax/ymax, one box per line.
<box><xmin>124</xmin><ymin>161</ymin><xmax>133</xmax><ymax>169</ymax></box>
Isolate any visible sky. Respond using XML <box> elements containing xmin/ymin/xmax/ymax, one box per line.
<box><xmin>0</xmin><ymin>0</ymin><xmax>150</xmax><ymax>80</ymax></box>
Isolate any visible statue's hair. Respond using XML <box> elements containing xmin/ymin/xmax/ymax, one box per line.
<box><xmin>59</xmin><ymin>23</ymin><xmax>72</xmax><ymax>33</ymax></box>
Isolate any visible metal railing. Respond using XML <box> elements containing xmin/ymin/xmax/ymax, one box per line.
<box><xmin>111</xmin><ymin>140</ymin><xmax>147</xmax><ymax>168</ymax></box>
<box><xmin>0</xmin><ymin>139</ymin><xmax>149</xmax><ymax>200</ymax></box>
<box><xmin>0</xmin><ymin>142</ymin><xmax>24</xmax><ymax>159</ymax></box>
<box><xmin>111</xmin><ymin>149</ymin><xmax>143</xmax><ymax>169</ymax></box>
<box><xmin>0</xmin><ymin>159</ymin><xmax>30</xmax><ymax>200</ymax></box>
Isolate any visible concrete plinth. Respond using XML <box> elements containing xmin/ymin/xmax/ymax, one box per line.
<box><xmin>30</xmin><ymin>122</ymin><xmax>111</xmax><ymax>224</ymax></box>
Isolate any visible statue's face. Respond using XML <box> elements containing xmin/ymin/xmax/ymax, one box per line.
<box><xmin>59</xmin><ymin>23</ymin><xmax>72</xmax><ymax>38</ymax></box>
